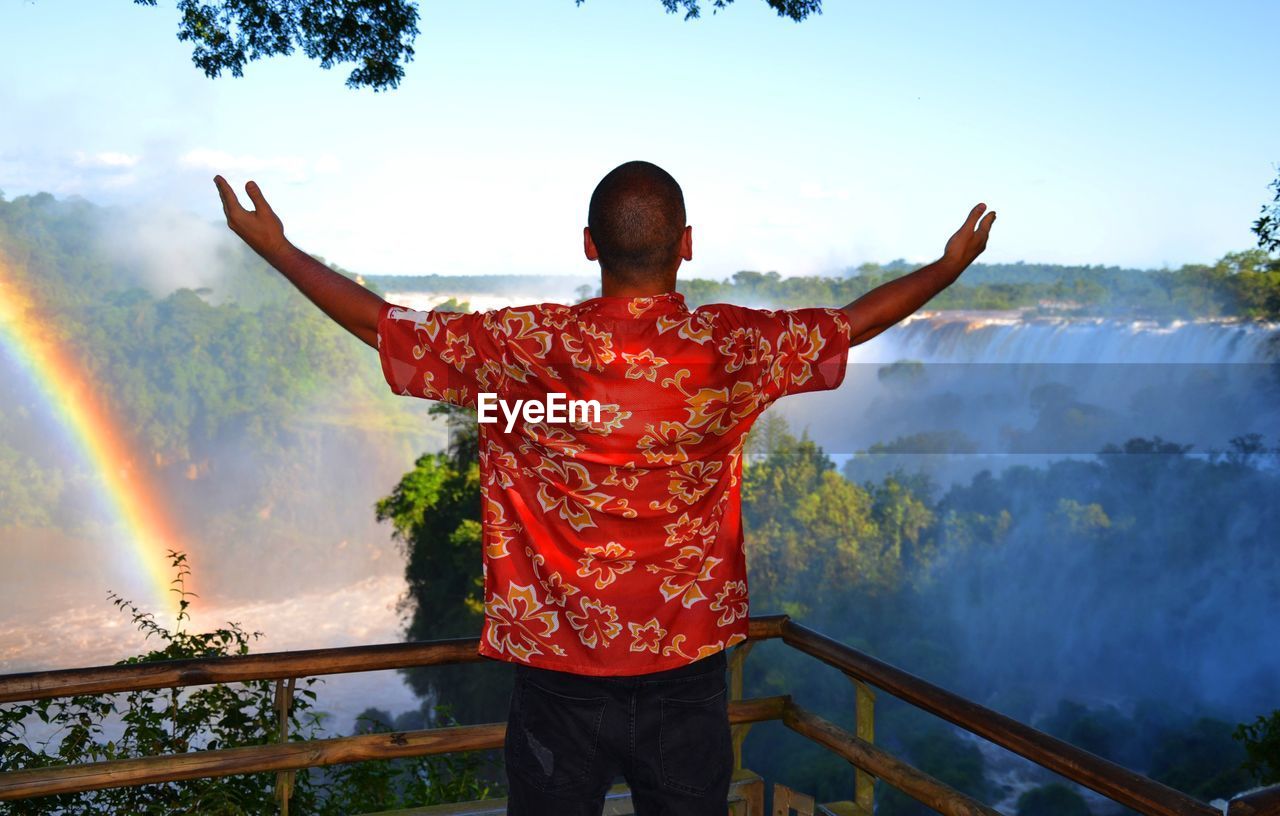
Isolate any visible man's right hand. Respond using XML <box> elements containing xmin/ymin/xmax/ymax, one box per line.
<box><xmin>212</xmin><ymin>174</ymin><xmax>384</xmax><ymax>350</ymax></box>
<box><xmin>942</xmin><ymin>202</ymin><xmax>997</xmax><ymax>270</ymax></box>
<box><xmin>214</xmin><ymin>175</ymin><xmax>289</xmax><ymax>258</ymax></box>
<box><xmin>841</xmin><ymin>201</ymin><xmax>997</xmax><ymax>346</ymax></box>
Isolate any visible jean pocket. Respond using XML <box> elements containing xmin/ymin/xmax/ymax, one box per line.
<box><xmin>509</xmin><ymin>676</ymin><xmax>608</xmax><ymax>794</ymax></box>
<box><xmin>658</xmin><ymin>682</ymin><xmax>731</xmax><ymax>795</ymax></box>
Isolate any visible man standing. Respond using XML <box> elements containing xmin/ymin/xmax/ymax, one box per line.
<box><xmin>214</xmin><ymin>161</ymin><xmax>994</xmax><ymax>815</ymax></box>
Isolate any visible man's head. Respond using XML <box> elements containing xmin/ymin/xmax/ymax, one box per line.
<box><xmin>585</xmin><ymin>160</ymin><xmax>691</xmax><ymax>292</ymax></box>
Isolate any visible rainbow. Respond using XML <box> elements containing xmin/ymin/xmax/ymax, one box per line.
<box><xmin>0</xmin><ymin>251</ymin><xmax>187</xmax><ymax>617</ymax></box>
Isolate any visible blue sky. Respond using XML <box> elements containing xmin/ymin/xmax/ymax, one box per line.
<box><xmin>1</xmin><ymin>0</ymin><xmax>1277</xmax><ymax>281</ymax></box>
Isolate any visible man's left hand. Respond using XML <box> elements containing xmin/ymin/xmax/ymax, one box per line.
<box><xmin>942</xmin><ymin>202</ymin><xmax>996</xmax><ymax>270</ymax></box>
<box><xmin>214</xmin><ymin>175</ymin><xmax>288</xmax><ymax>258</ymax></box>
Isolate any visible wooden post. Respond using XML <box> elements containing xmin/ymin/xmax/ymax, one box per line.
<box><xmin>0</xmin><ymin>698</ymin><xmax>786</xmax><ymax>801</ymax></box>
<box><xmin>783</xmin><ymin>702</ymin><xmax>1003</xmax><ymax>816</ymax></box>
<box><xmin>274</xmin><ymin>678</ymin><xmax>296</xmax><ymax>816</ymax></box>
<box><xmin>772</xmin><ymin>782</ymin><xmax>815</xmax><ymax>815</ymax></box>
<box><xmin>728</xmin><ymin>641</ymin><xmax>756</xmax><ymax>771</ymax></box>
<box><xmin>851</xmin><ymin>677</ymin><xmax>876</xmax><ymax>816</ymax></box>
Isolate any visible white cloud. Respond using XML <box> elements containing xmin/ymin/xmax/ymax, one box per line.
<box><xmin>72</xmin><ymin>150</ymin><xmax>140</xmax><ymax>169</ymax></box>
<box><xmin>93</xmin><ymin>204</ymin><xmax>233</xmax><ymax>296</ymax></box>
<box><xmin>179</xmin><ymin>148</ymin><xmax>341</xmax><ymax>184</ymax></box>
<box><xmin>99</xmin><ymin>173</ymin><xmax>138</xmax><ymax>189</ymax></box>
<box><xmin>799</xmin><ymin>181</ymin><xmax>850</xmax><ymax>201</ymax></box>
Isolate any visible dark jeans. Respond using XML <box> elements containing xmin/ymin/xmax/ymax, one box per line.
<box><xmin>503</xmin><ymin>649</ymin><xmax>732</xmax><ymax>816</ymax></box>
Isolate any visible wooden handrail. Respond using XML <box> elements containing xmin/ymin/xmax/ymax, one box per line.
<box><xmin>0</xmin><ymin>617</ymin><xmax>790</xmax><ymax>704</ymax></box>
<box><xmin>779</xmin><ymin>618</ymin><xmax>1220</xmax><ymax>816</ymax></box>
<box><xmin>1228</xmin><ymin>783</ymin><xmax>1280</xmax><ymax>816</ymax></box>
<box><xmin>0</xmin><ymin>696</ymin><xmax>789</xmax><ymax>800</ymax></box>
<box><xmin>783</xmin><ymin>702</ymin><xmax>1000</xmax><ymax>816</ymax></box>
<box><xmin>0</xmin><ymin>612</ymin><xmax>1246</xmax><ymax>816</ymax></box>
<box><xmin>0</xmin><ymin>638</ymin><xmax>480</xmax><ymax>704</ymax></box>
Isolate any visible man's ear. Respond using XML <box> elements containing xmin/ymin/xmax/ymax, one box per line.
<box><xmin>584</xmin><ymin>227</ymin><xmax>599</xmax><ymax>261</ymax></box>
<box><xmin>679</xmin><ymin>225</ymin><xmax>692</xmax><ymax>262</ymax></box>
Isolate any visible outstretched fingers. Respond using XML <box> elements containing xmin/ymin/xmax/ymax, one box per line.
<box><xmin>978</xmin><ymin>208</ymin><xmax>996</xmax><ymax>245</ymax></box>
<box><xmin>213</xmin><ymin>175</ymin><xmax>246</xmax><ymax>220</ymax></box>
<box><xmin>244</xmin><ymin>179</ymin><xmax>273</xmax><ymax>214</ymax></box>
<box><xmin>945</xmin><ymin>202</ymin><xmax>997</xmax><ymax>265</ymax></box>
<box><xmin>963</xmin><ymin>202</ymin><xmax>988</xmax><ymax>232</ymax></box>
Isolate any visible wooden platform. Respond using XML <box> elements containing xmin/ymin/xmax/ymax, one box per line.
<box><xmin>363</xmin><ymin>767</ymin><xmax>767</xmax><ymax>815</ymax></box>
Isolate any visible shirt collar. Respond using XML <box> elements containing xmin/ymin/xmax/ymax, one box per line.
<box><xmin>572</xmin><ymin>291</ymin><xmax>688</xmax><ymax>319</ymax></box>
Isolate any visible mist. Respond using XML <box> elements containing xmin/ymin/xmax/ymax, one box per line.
<box><xmin>0</xmin><ymin>194</ymin><xmax>451</xmax><ymax>731</ymax></box>
<box><xmin>91</xmin><ymin>204</ymin><xmax>233</xmax><ymax>299</ymax></box>
<box><xmin>4</xmin><ymin>191</ymin><xmax>1278</xmax><ymax>801</ymax></box>
<box><xmin>750</xmin><ymin>309</ymin><xmax>1280</xmax><ymax>808</ymax></box>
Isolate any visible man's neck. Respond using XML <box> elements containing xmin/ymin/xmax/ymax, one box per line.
<box><xmin>599</xmin><ymin>270</ymin><xmax>677</xmax><ymax>298</ymax></box>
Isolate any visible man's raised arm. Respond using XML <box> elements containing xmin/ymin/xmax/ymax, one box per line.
<box><xmin>213</xmin><ymin>175</ymin><xmax>385</xmax><ymax>350</ymax></box>
<box><xmin>841</xmin><ymin>203</ymin><xmax>997</xmax><ymax>347</ymax></box>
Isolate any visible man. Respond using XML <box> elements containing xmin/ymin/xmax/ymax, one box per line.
<box><xmin>214</xmin><ymin>161</ymin><xmax>994</xmax><ymax>815</ymax></box>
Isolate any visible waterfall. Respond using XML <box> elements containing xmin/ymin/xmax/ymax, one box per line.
<box><xmin>772</xmin><ymin>312</ymin><xmax>1280</xmax><ymax>483</ymax></box>
<box><xmin>880</xmin><ymin>313</ymin><xmax>1278</xmax><ymax>366</ymax></box>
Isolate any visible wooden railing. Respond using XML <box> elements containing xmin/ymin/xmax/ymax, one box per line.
<box><xmin>1</xmin><ymin>614</ymin><xmax>1274</xmax><ymax>815</ymax></box>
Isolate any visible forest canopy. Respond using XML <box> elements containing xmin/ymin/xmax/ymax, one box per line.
<box><xmin>129</xmin><ymin>0</ymin><xmax>821</xmax><ymax>90</ymax></box>
<box><xmin>2</xmin><ymin>188</ymin><xmax>1278</xmax><ymax>806</ymax></box>
<box><xmin>364</xmin><ymin>252</ymin><xmax>1280</xmax><ymax>321</ymax></box>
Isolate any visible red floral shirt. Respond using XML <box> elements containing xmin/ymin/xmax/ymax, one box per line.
<box><xmin>377</xmin><ymin>291</ymin><xmax>851</xmax><ymax>676</ymax></box>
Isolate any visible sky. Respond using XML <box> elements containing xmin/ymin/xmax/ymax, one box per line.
<box><xmin>1</xmin><ymin>0</ymin><xmax>1277</xmax><ymax>281</ymax></box>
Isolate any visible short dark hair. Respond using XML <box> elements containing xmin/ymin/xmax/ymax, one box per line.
<box><xmin>588</xmin><ymin>160</ymin><xmax>686</xmax><ymax>282</ymax></box>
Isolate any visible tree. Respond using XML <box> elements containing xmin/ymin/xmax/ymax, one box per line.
<box><xmin>374</xmin><ymin>403</ymin><xmax>513</xmax><ymax>727</ymax></box>
<box><xmin>1236</xmin><ymin>710</ymin><xmax>1280</xmax><ymax>786</ymax></box>
<box><xmin>0</xmin><ymin>551</ymin><xmax>494</xmax><ymax>813</ymax></box>
<box><xmin>1015</xmin><ymin>783</ymin><xmax>1091</xmax><ymax>816</ymax></box>
<box><xmin>576</xmin><ymin>0</ymin><xmax>821</xmax><ymax>22</ymax></box>
<box><xmin>1254</xmin><ymin>165</ymin><xmax>1280</xmax><ymax>254</ymax></box>
<box><xmin>0</xmin><ymin>551</ymin><xmax>322</xmax><ymax>814</ymax></box>
<box><xmin>133</xmin><ymin>0</ymin><xmax>821</xmax><ymax>91</ymax></box>
<box><xmin>132</xmin><ymin>0</ymin><xmax>420</xmax><ymax>91</ymax></box>
<box><xmin>1149</xmin><ymin>718</ymin><xmax>1252</xmax><ymax>801</ymax></box>
<box><xmin>876</xmin><ymin>725</ymin><xmax>991</xmax><ymax>816</ymax></box>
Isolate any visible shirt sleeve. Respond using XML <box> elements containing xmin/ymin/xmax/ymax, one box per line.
<box><xmin>748</xmin><ymin>306</ymin><xmax>853</xmax><ymax>404</ymax></box>
<box><xmin>376</xmin><ymin>301</ymin><xmax>493</xmax><ymax>408</ymax></box>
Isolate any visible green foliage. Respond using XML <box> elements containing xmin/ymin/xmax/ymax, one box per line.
<box><xmin>432</xmin><ymin>296</ymin><xmax>471</xmax><ymax>313</ymax></box>
<box><xmin>575</xmin><ymin>0</ymin><xmax>821</xmax><ymax>21</ymax></box>
<box><xmin>738</xmin><ymin>418</ymin><xmax>1278</xmax><ymax>804</ymax></box>
<box><xmin>1036</xmin><ymin>700</ymin><xmax>1144</xmax><ymax>769</ymax></box>
<box><xmin>900</xmin><ymin>726</ymin><xmax>990</xmax><ymax>799</ymax></box>
<box><xmin>364</xmin><ymin>250</ymin><xmax>1280</xmax><ymax>321</ymax></box>
<box><xmin>0</xmin><ymin>551</ymin><xmax>495</xmax><ymax>814</ymax></box>
<box><xmin>675</xmin><ymin>251</ymin><xmax>1280</xmax><ymax>320</ymax></box>
<box><xmin>0</xmin><ymin>431</ymin><xmax>64</xmax><ymax>527</ymax></box>
<box><xmin>742</xmin><ymin>415</ymin><xmax>936</xmax><ymax>618</ymax></box>
<box><xmin>875</xmin><ymin>724</ymin><xmax>991</xmax><ymax>815</ymax></box>
<box><xmin>0</xmin><ymin>192</ymin><xmax>373</xmax><ymax>463</ymax></box>
<box><xmin>374</xmin><ymin>403</ymin><xmax>513</xmax><ymax>725</ymax></box>
<box><xmin>0</xmin><ymin>550</ymin><xmax>322</xmax><ymax>815</ymax></box>
<box><xmin>0</xmin><ymin>191</ymin><xmax>425</xmax><ymax>536</ymax></box>
<box><xmin>130</xmin><ymin>0</ymin><xmax>820</xmax><ymax>90</ymax></box>
<box><xmin>377</xmin><ymin>447</ymin><xmax>482</xmax><ymax>642</ymax></box>
<box><xmin>1235</xmin><ymin>710</ymin><xmax>1280</xmax><ymax>786</ymax></box>
<box><xmin>1050</xmin><ymin>497</ymin><xmax>1110</xmax><ymax>540</ymax></box>
<box><xmin>318</xmin><ymin>705</ymin><xmax>494</xmax><ymax>812</ymax></box>
<box><xmin>1016</xmin><ymin>783</ymin><xmax>1091</xmax><ymax>816</ymax></box>
<box><xmin>1148</xmin><ymin>718</ymin><xmax>1252</xmax><ymax>801</ymax></box>
<box><xmin>131</xmin><ymin>0</ymin><xmax>420</xmax><ymax>91</ymax></box>
<box><xmin>1254</xmin><ymin>165</ymin><xmax>1280</xmax><ymax>254</ymax></box>
<box><xmin>365</xmin><ymin>272</ymin><xmax>594</xmax><ymax>296</ymax></box>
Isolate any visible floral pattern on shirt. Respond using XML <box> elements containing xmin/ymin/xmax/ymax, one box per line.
<box><xmin>377</xmin><ymin>292</ymin><xmax>850</xmax><ymax>676</ymax></box>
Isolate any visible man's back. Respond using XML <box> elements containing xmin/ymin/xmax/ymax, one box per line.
<box><xmin>377</xmin><ymin>290</ymin><xmax>851</xmax><ymax>675</ymax></box>
<box><xmin>213</xmin><ymin>160</ymin><xmax>992</xmax><ymax>812</ymax></box>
